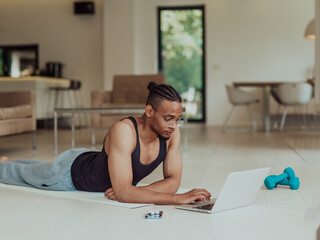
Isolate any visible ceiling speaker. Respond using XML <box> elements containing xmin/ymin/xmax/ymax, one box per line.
<box><xmin>74</xmin><ymin>1</ymin><xmax>95</xmax><ymax>15</ymax></box>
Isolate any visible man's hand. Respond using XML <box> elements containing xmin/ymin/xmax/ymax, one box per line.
<box><xmin>105</xmin><ymin>187</ymin><xmax>211</xmax><ymax>205</ymax></box>
<box><xmin>175</xmin><ymin>189</ymin><xmax>211</xmax><ymax>204</ymax></box>
<box><xmin>105</xmin><ymin>188</ymin><xmax>118</xmax><ymax>201</ymax></box>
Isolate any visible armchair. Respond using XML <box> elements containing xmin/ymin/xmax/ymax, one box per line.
<box><xmin>0</xmin><ymin>91</ymin><xmax>36</xmax><ymax>149</ymax></box>
<box><xmin>91</xmin><ymin>74</ymin><xmax>165</xmax><ymax>129</ymax></box>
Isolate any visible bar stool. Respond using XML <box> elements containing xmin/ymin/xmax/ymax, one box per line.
<box><xmin>50</xmin><ymin>79</ymin><xmax>87</xmax><ymax>127</ymax></box>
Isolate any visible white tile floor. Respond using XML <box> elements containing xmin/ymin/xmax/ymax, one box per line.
<box><xmin>0</xmin><ymin>125</ymin><xmax>320</xmax><ymax>240</ymax></box>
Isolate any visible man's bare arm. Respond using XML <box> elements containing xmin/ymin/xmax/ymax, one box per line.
<box><xmin>106</xmin><ymin>122</ymin><xmax>210</xmax><ymax>204</ymax></box>
<box><xmin>140</xmin><ymin>128</ymin><xmax>182</xmax><ymax>193</ymax></box>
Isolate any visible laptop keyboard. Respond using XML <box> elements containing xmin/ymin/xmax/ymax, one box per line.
<box><xmin>195</xmin><ymin>204</ymin><xmax>214</xmax><ymax>210</ymax></box>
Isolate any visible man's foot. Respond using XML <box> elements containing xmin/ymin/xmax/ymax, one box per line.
<box><xmin>0</xmin><ymin>156</ymin><xmax>9</xmax><ymax>162</ymax></box>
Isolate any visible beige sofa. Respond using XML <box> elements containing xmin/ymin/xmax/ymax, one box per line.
<box><xmin>0</xmin><ymin>91</ymin><xmax>36</xmax><ymax>149</ymax></box>
<box><xmin>91</xmin><ymin>74</ymin><xmax>165</xmax><ymax>129</ymax></box>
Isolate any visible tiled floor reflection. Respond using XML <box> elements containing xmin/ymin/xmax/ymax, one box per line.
<box><xmin>0</xmin><ymin>126</ymin><xmax>320</xmax><ymax>239</ymax></box>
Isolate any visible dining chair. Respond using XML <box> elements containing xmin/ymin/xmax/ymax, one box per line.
<box><xmin>276</xmin><ymin>82</ymin><xmax>313</xmax><ymax>131</ymax></box>
<box><xmin>223</xmin><ymin>85</ymin><xmax>259</xmax><ymax>132</ymax></box>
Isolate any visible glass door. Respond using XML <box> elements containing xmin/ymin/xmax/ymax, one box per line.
<box><xmin>158</xmin><ymin>6</ymin><xmax>205</xmax><ymax>121</ymax></box>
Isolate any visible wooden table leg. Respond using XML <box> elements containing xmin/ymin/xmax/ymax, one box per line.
<box><xmin>54</xmin><ymin>111</ymin><xmax>58</xmax><ymax>155</ymax></box>
<box><xmin>263</xmin><ymin>86</ymin><xmax>270</xmax><ymax>132</ymax></box>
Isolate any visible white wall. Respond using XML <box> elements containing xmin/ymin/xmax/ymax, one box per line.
<box><xmin>103</xmin><ymin>0</ymin><xmax>135</xmax><ymax>90</ymax></box>
<box><xmin>104</xmin><ymin>0</ymin><xmax>315</xmax><ymax>126</ymax></box>
<box><xmin>0</xmin><ymin>0</ymin><xmax>103</xmax><ymax>107</ymax></box>
<box><xmin>316</xmin><ymin>0</ymin><xmax>320</xmax><ymax>104</ymax></box>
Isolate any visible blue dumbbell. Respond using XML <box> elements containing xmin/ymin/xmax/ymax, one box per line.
<box><xmin>277</xmin><ymin>176</ymin><xmax>300</xmax><ymax>190</ymax></box>
<box><xmin>264</xmin><ymin>167</ymin><xmax>300</xmax><ymax>190</ymax></box>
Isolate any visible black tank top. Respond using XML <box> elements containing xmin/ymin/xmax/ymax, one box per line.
<box><xmin>71</xmin><ymin>117</ymin><xmax>167</xmax><ymax>192</ymax></box>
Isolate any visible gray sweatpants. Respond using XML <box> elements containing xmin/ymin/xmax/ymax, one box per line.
<box><xmin>0</xmin><ymin>148</ymin><xmax>91</xmax><ymax>191</ymax></box>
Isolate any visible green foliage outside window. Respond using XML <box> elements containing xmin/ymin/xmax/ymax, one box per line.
<box><xmin>160</xmin><ymin>9</ymin><xmax>204</xmax><ymax>120</ymax></box>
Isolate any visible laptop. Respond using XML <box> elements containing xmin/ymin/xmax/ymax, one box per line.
<box><xmin>176</xmin><ymin>167</ymin><xmax>270</xmax><ymax>214</ymax></box>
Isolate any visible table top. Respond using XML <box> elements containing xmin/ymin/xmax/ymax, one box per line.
<box><xmin>233</xmin><ymin>79</ymin><xmax>314</xmax><ymax>88</ymax></box>
<box><xmin>0</xmin><ymin>76</ymin><xmax>71</xmax><ymax>85</ymax></box>
<box><xmin>233</xmin><ymin>81</ymin><xmax>286</xmax><ymax>88</ymax></box>
<box><xmin>54</xmin><ymin>107</ymin><xmax>146</xmax><ymax>114</ymax></box>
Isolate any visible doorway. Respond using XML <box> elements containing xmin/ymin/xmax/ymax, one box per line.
<box><xmin>158</xmin><ymin>6</ymin><xmax>205</xmax><ymax>121</ymax></box>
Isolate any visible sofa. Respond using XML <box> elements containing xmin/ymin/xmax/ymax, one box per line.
<box><xmin>91</xmin><ymin>74</ymin><xmax>165</xmax><ymax>129</ymax></box>
<box><xmin>0</xmin><ymin>91</ymin><xmax>36</xmax><ymax>149</ymax></box>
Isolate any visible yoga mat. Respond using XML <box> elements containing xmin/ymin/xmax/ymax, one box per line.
<box><xmin>0</xmin><ymin>183</ymin><xmax>208</xmax><ymax>209</ymax></box>
<box><xmin>0</xmin><ymin>183</ymin><xmax>153</xmax><ymax>209</ymax></box>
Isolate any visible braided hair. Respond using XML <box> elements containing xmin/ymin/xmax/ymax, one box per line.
<box><xmin>146</xmin><ymin>82</ymin><xmax>182</xmax><ymax>110</ymax></box>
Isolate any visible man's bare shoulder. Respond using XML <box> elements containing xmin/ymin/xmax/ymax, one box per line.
<box><xmin>109</xmin><ymin>119</ymin><xmax>135</xmax><ymax>137</ymax></box>
<box><xmin>105</xmin><ymin>119</ymin><xmax>136</xmax><ymax>153</ymax></box>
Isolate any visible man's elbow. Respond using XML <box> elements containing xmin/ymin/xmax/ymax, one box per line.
<box><xmin>172</xmin><ymin>183</ymin><xmax>180</xmax><ymax>193</ymax></box>
<box><xmin>114</xmin><ymin>186</ymin><xmax>134</xmax><ymax>203</ymax></box>
<box><xmin>115</xmin><ymin>192</ymin><xmax>125</xmax><ymax>202</ymax></box>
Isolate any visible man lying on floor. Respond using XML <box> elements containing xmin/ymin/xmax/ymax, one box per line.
<box><xmin>0</xmin><ymin>82</ymin><xmax>211</xmax><ymax>205</ymax></box>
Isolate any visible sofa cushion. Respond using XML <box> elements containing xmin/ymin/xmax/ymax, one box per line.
<box><xmin>0</xmin><ymin>117</ymin><xmax>34</xmax><ymax>136</ymax></box>
<box><xmin>112</xmin><ymin>74</ymin><xmax>165</xmax><ymax>103</ymax></box>
<box><xmin>0</xmin><ymin>104</ymin><xmax>32</xmax><ymax>120</ymax></box>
